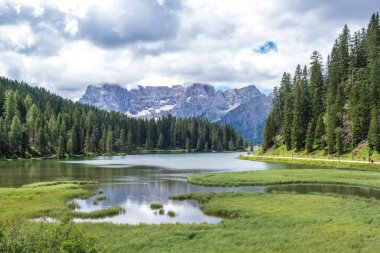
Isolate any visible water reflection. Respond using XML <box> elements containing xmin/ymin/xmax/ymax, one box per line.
<box><xmin>3</xmin><ymin>153</ymin><xmax>379</xmax><ymax>225</ymax></box>
<box><xmin>73</xmin><ymin>179</ymin><xmax>265</xmax><ymax>224</ymax></box>
<box><xmin>0</xmin><ymin>153</ymin><xmax>290</xmax><ymax>187</ymax></box>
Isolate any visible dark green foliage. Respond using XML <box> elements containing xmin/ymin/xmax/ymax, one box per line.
<box><xmin>368</xmin><ymin>108</ymin><xmax>380</xmax><ymax>153</ymax></box>
<box><xmin>0</xmin><ymin>78</ymin><xmax>244</xmax><ymax>158</ymax></box>
<box><xmin>314</xmin><ymin>115</ymin><xmax>325</xmax><ymax>148</ymax></box>
<box><xmin>150</xmin><ymin>203</ymin><xmax>163</xmax><ymax>210</ymax></box>
<box><xmin>291</xmin><ymin>65</ymin><xmax>310</xmax><ymax>151</ymax></box>
<box><xmin>262</xmin><ymin>13</ymin><xmax>380</xmax><ymax>156</ymax></box>
<box><xmin>0</xmin><ymin>218</ymin><xmax>98</xmax><ymax>253</ymax></box>
<box><xmin>305</xmin><ymin>122</ymin><xmax>314</xmax><ymax>153</ymax></box>
<box><xmin>262</xmin><ymin>112</ymin><xmax>277</xmax><ymax>151</ymax></box>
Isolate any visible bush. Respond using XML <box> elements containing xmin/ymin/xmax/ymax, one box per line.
<box><xmin>0</xmin><ymin>217</ymin><xmax>99</xmax><ymax>253</ymax></box>
<box><xmin>150</xmin><ymin>203</ymin><xmax>163</xmax><ymax>210</ymax></box>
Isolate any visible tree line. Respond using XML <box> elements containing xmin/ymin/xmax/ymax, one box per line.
<box><xmin>263</xmin><ymin>13</ymin><xmax>380</xmax><ymax>157</ymax></box>
<box><xmin>0</xmin><ymin>77</ymin><xmax>245</xmax><ymax>158</ymax></box>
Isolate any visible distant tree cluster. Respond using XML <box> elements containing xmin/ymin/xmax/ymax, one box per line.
<box><xmin>0</xmin><ymin>77</ymin><xmax>244</xmax><ymax>158</ymax></box>
<box><xmin>263</xmin><ymin>13</ymin><xmax>380</xmax><ymax>156</ymax></box>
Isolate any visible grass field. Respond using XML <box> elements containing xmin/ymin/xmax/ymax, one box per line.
<box><xmin>240</xmin><ymin>154</ymin><xmax>380</xmax><ymax>171</ymax></box>
<box><xmin>0</xmin><ymin>181</ymin><xmax>96</xmax><ymax>223</ymax></box>
<box><xmin>3</xmin><ymin>172</ymin><xmax>380</xmax><ymax>252</ymax></box>
<box><xmin>188</xmin><ymin>168</ymin><xmax>380</xmax><ymax>188</ymax></box>
<box><xmin>82</xmin><ymin>192</ymin><xmax>380</xmax><ymax>252</ymax></box>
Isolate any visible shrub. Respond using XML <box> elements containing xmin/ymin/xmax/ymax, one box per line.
<box><xmin>0</xmin><ymin>217</ymin><xmax>99</xmax><ymax>252</ymax></box>
<box><xmin>167</xmin><ymin>211</ymin><xmax>176</xmax><ymax>217</ymax></box>
<box><xmin>150</xmin><ymin>203</ymin><xmax>163</xmax><ymax>210</ymax></box>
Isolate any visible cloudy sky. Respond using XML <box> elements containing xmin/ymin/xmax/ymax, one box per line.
<box><xmin>0</xmin><ymin>0</ymin><xmax>378</xmax><ymax>100</ymax></box>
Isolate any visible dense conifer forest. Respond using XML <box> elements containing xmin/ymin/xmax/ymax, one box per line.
<box><xmin>0</xmin><ymin>77</ymin><xmax>244</xmax><ymax>158</ymax></box>
<box><xmin>263</xmin><ymin>13</ymin><xmax>380</xmax><ymax>156</ymax></box>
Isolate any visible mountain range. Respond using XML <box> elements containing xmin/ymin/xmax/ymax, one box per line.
<box><xmin>79</xmin><ymin>83</ymin><xmax>272</xmax><ymax>144</ymax></box>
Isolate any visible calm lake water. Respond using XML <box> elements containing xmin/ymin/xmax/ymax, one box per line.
<box><xmin>1</xmin><ymin>152</ymin><xmax>380</xmax><ymax>224</ymax></box>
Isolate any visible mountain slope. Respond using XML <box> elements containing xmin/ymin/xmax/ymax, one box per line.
<box><xmin>80</xmin><ymin>83</ymin><xmax>272</xmax><ymax>144</ymax></box>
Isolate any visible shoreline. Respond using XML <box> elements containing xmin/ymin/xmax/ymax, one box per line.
<box><xmin>0</xmin><ymin>150</ymin><xmax>244</xmax><ymax>162</ymax></box>
<box><xmin>239</xmin><ymin>154</ymin><xmax>380</xmax><ymax>171</ymax></box>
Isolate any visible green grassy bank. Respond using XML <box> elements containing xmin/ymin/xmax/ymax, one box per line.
<box><xmin>82</xmin><ymin>192</ymin><xmax>380</xmax><ymax>252</ymax></box>
<box><xmin>240</xmin><ymin>154</ymin><xmax>380</xmax><ymax>171</ymax></box>
<box><xmin>1</xmin><ymin>180</ymin><xmax>380</xmax><ymax>252</ymax></box>
<box><xmin>188</xmin><ymin>168</ymin><xmax>380</xmax><ymax>188</ymax></box>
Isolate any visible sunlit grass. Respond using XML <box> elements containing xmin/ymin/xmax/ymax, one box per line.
<box><xmin>188</xmin><ymin>168</ymin><xmax>380</xmax><ymax>187</ymax></box>
<box><xmin>71</xmin><ymin>206</ymin><xmax>123</xmax><ymax>219</ymax></box>
<box><xmin>150</xmin><ymin>203</ymin><xmax>163</xmax><ymax>210</ymax></box>
<box><xmin>83</xmin><ymin>192</ymin><xmax>380</xmax><ymax>252</ymax></box>
<box><xmin>0</xmin><ymin>181</ymin><xmax>95</xmax><ymax>223</ymax></box>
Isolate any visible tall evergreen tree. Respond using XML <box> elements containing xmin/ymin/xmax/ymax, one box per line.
<box><xmin>368</xmin><ymin>108</ymin><xmax>380</xmax><ymax>153</ymax></box>
<box><xmin>106</xmin><ymin>129</ymin><xmax>114</xmax><ymax>154</ymax></box>
<box><xmin>127</xmin><ymin>129</ymin><xmax>134</xmax><ymax>151</ymax></box>
<box><xmin>157</xmin><ymin>132</ymin><xmax>165</xmax><ymax>150</ymax></box>
<box><xmin>8</xmin><ymin>115</ymin><xmax>23</xmax><ymax>156</ymax></box>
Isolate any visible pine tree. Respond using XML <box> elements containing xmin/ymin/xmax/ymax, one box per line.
<box><xmin>335</xmin><ymin>128</ymin><xmax>344</xmax><ymax>157</ymax></box>
<box><xmin>145</xmin><ymin>136</ymin><xmax>153</xmax><ymax>150</ymax></box>
<box><xmin>291</xmin><ymin>65</ymin><xmax>309</xmax><ymax>151</ymax></box>
<box><xmin>99</xmin><ymin>130</ymin><xmax>107</xmax><ymax>154</ymax></box>
<box><xmin>314</xmin><ymin>115</ymin><xmax>325</xmax><ymax>148</ymax></box>
<box><xmin>67</xmin><ymin>124</ymin><xmax>79</xmax><ymax>155</ymax></box>
<box><xmin>127</xmin><ymin>129</ymin><xmax>133</xmax><ymax>151</ymax></box>
<box><xmin>106</xmin><ymin>129</ymin><xmax>114</xmax><ymax>154</ymax></box>
<box><xmin>350</xmin><ymin>69</ymin><xmax>371</xmax><ymax>147</ymax></box>
<box><xmin>0</xmin><ymin>117</ymin><xmax>7</xmax><ymax>157</ymax></box>
<box><xmin>196</xmin><ymin>137</ymin><xmax>204</xmax><ymax>152</ymax></box>
<box><xmin>36</xmin><ymin>125</ymin><xmax>47</xmax><ymax>155</ymax></box>
<box><xmin>282</xmin><ymin>74</ymin><xmax>294</xmax><ymax>150</ymax></box>
<box><xmin>119</xmin><ymin>130</ymin><xmax>127</xmax><ymax>152</ymax></box>
<box><xmin>309</xmin><ymin>51</ymin><xmax>324</xmax><ymax>121</ymax></box>
<box><xmin>204</xmin><ymin>142</ymin><xmax>209</xmax><ymax>152</ymax></box>
<box><xmin>262</xmin><ymin>113</ymin><xmax>276</xmax><ymax>151</ymax></box>
<box><xmin>228</xmin><ymin>139</ymin><xmax>234</xmax><ymax>151</ymax></box>
<box><xmin>57</xmin><ymin>135</ymin><xmax>66</xmax><ymax>158</ymax></box>
<box><xmin>157</xmin><ymin>132</ymin><xmax>165</xmax><ymax>150</ymax></box>
<box><xmin>0</xmin><ymin>77</ymin><xmax>244</xmax><ymax>157</ymax></box>
<box><xmin>305</xmin><ymin>122</ymin><xmax>314</xmax><ymax>153</ymax></box>
<box><xmin>368</xmin><ymin>108</ymin><xmax>380</xmax><ymax>153</ymax></box>
<box><xmin>26</xmin><ymin>104</ymin><xmax>40</xmax><ymax>147</ymax></box>
<box><xmin>186</xmin><ymin>138</ymin><xmax>190</xmax><ymax>152</ymax></box>
<box><xmin>8</xmin><ymin>115</ymin><xmax>23</xmax><ymax>157</ymax></box>
<box><xmin>84</xmin><ymin>129</ymin><xmax>92</xmax><ymax>154</ymax></box>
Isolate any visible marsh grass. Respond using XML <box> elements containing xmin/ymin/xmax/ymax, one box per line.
<box><xmin>188</xmin><ymin>168</ymin><xmax>380</xmax><ymax>188</ymax></box>
<box><xmin>22</xmin><ymin>181</ymin><xmax>97</xmax><ymax>188</ymax></box>
<box><xmin>240</xmin><ymin>155</ymin><xmax>380</xmax><ymax>171</ymax></box>
<box><xmin>81</xmin><ymin>191</ymin><xmax>380</xmax><ymax>252</ymax></box>
<box><xmin>150</xmin><ymin>203</ymin><xmax>163</xmax><ymax>210</ymax></box>
<box><xmin>96</xmin><ymin>196</ymin><xmax>106</xmax><ymax>202</ymax></box>
<box><xmin>0</xmin><ymin>218</ymin><xmax>99</xmax><ymax>252</ymax></box>
<box><xmin>0</xmin><ymin>181</ymin><xmax>96</xmax><ymax>223</ymax></box>
<box><xmin>66</xmin><ymin>201</ymin><xmax>80</xmax><ymax>210</ymax></box>
<box><xmin>158</xmin><ymin>209</ymin><xmax>164</xmax><ymax>215</ymax></box>
<box><xmin>166</xmin><ymin>210</ymin><xmax>176</xmax><ymax>217</ymax></box>
<box><xmin>71</xmin><ymin>206</ymin><xmax>123</xmax><ymax>219</ymax></box>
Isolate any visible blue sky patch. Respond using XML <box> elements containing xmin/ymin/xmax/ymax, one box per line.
<box><xmin>254</xmin><ymin>41</ymin><xmax>278</xmax><ymax>54</ymax></box>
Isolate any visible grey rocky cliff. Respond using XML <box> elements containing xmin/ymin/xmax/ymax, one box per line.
<box><xmin>79</xmin><ymin>83</ymin><xmax>271</xmax><ymax>144</ymax></box>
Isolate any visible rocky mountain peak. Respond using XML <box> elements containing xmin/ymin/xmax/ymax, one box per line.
<box><xmin>79</xmin><ymin>83</ymin><xmax>272</xmax><ymax>144</ymax></box>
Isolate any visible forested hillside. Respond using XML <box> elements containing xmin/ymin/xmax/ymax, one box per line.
<box><xmin>263</xmin><ymin>13</ymin><xmax>380</xmax><ymax>157</ymax></box>
<box><xmin>0</xmin><ymin>78</ymin><xmax>244</xmax><ymax>158</ymax></box>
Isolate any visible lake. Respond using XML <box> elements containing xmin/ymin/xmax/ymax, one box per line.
<box><xmin>1</xmin><ymin>152</ymin><xmax>380</xmax><ymax>224</ymax></box>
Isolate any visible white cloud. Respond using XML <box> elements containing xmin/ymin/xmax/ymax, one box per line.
<box><xmin>0</xmin><ymin>0</ymin><xmax>378</xmax><ymax>100</ymax></box>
